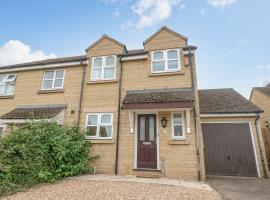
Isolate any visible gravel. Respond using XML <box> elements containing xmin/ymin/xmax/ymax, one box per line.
<box><xmin>2</xmin><ymin>179</ymin><xmax>221</xmax><ymax>200</ymax></box>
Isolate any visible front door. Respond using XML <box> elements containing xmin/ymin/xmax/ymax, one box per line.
<box><xmin>137</xmin><ymin>114</ymin><xmax>157</xmax><ymax>169</ymax></box>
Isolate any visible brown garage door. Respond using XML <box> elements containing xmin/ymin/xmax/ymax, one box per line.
<box><xmin>202</xmin><ymin>123</ymin><xmax>258</xmax><ymax>177</ymax></box>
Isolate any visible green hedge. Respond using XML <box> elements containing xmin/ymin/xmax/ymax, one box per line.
<box><xmin>0</xmin><ymin>121</ymin><xmax>96</xmax><ymax>196</ymax></box>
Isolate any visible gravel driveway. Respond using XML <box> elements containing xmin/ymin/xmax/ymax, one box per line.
<box><xmin>3</xmin><ymin>179</ymin><xmax>220</xmax><ymax>200</ymax></box>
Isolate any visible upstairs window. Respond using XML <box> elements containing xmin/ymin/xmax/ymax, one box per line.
<box><xmin>86</xmin><ymin>113</ymin><xmax>113</xmax><ymax>139</ymax></box>
<box><xmin>42</xmin><ymin>70</ymin><xmax>65</xmax><ymax>90</ymax></box>
<box><xmin>91</xmin><ymin>56</ymin><xmax>116</xmax><ymax>80</ymax></box>
<box><xmin>0</xmin><ymin>74</ymin><xmax>16</xmax><ymax>96</ymax></box>
<box><xmin>172</xmin><ymin>112</ymin><xmax>186</xmax><ymax>140</ymax></box>
<box><xmin>151</xmin><ymin>49</ymin><xmax>180</xmax><ymax>73</ymax></box>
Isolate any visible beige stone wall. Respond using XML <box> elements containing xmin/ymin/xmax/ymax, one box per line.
<box><xmin>200</xmin><ymin>116</ymin><xmax>270</xmax><ymax>178</ymax></box>
<box><xmin>81</xmin><ymin>37</ymin><xmax>125</xmax><ymax>174</ymax></box>
<box><xmin>250</xmin><ymin>89</ymin><xmax>270</xmax><ymax>128</ymax></box>
<box><xmin>0</xmin><ymin>66</ymin><xmax>83</xmax><ymax>125</ymax></box>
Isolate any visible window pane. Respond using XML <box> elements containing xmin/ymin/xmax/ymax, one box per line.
<box><xmin>0</xmin><ymin>127</ymin><xmax>3</xmax><ymax>136</ymax></box>
<box><xmin>174</xmin><ymin>125</ymin><xmax>183</xmax><ymax>137</ymax></box>
<box><xmin>168</xmin><ymin>60</ymin><xmax>179</xmax><ymax>70</ymax></box>
<box><xmin>167</xmin><ymin>50</ymin><xmax>178</xmax><ymax>59</ymax></box>
<box><xmin>104</xmin><ymin>68</ymin><xmax>115</xmax><ymax>79</ymax></box>
<box><xmin>43</xmin><ymin>80</ymin><xmax>53</xmax><ymax>89</ymax></box>
<box><xmin>88</xmin><ymin>115</ymin><xmax>98</xmax><ymax>125</ymax></box>
<box><xmin>93</xmin><ymin>58</ymin><xmax>102</xmax><ymax>69</ymax></box>
<box><xmin>5</xmin><ymin>83</ymin><xmax>14</xmax><ymax>95</ymax></box>
<box><xmin>55</xmin><ymin>70</ymin><xmax>64</xmax><ymax>79</ymax></box>
<box><xmin>0</xmin><ymin>85</ymin><xmax>4</xmax><ymax>95</ymax></box>
<box><xmin>101</xmin><ymin>114</ymin><xmax>111</xmax><ymax>124</ymax></box>
<box><xmin>173</xmin><ymin>113</ymin><xmax>182</xmax><ymax>124</ymax></box>
<box><xmin>44</xmin><ymin>71</ymin><xmax>54</xmax><ymax>79</ymax></box>
<box><xmin>92</xmin><ymin>69</ymin><xmax>102</xmax><ymax>79</ymax></box>
<box><xmin>153</xmin><ymin>61</ymin><xmax>165</xmax><ymax>72</ymax></box>
<box><xmin>0</xmin><ymin>76</ymin><xmax>6</xmax><ymax>84</ymax></box>
<box><xmin>153</xmin><ymin>51</ymin><xmax>164</xmax><ymax>60</ymax></box>
<box><xmin>54</xmin><ymin>79</ymin><xmax>63</xmax><ymax>88</ymax></box>
<box><xmin>99</xmin><ymin>126</ymin><xmax>112</xmax><ymax>138</ymax></box>
<box><xmin>86</xmin><ymin>126</ymin><xmax>97</xmax><ymax>136</ymax></box>
<box><xmin>105</xmin><ymin>56</ymin><xmax>115</xmax><ymax>66</ymax></box>
<box><xmin>149</xmin><ymin>116</ymin><xmax>155</xmax><ymax>141</ymax></box>
<box><xmin>139</xmin><ymin>116</ymin><xmax>145</xmax><ymax>141</ymax></box>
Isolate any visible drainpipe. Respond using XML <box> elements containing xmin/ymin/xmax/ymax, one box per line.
<box><xmin>77</xmin><ymin>61</ymin><xmax>86</xmax><ymax>126</ymax></box>
<box><xmin>115</xmin><ymin>57</ymin><xmax>123</xmax><ymax>175</ymax></box>
<box><xmin>185</xmin><ymin>46</ymin><xmax>201</xmax><ymax>181</ymax></box>
<box><xmin>255</xmin><ymin>114</ymin><xmax>268</xmax><ymax>178</ymax></box>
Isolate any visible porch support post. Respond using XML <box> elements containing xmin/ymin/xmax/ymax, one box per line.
<box><xmin>186</xmin><ymin>109</ymin><xmax>191</xmax><ymax>133</ymax></box>
<box><xmin>128</xmin><ymin>111</ymin><xmax>135</xmax><ymax>133</ymax></box>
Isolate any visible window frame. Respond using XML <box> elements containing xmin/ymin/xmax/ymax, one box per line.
<box><xmin>151</xmin><ymin>49</ymin><xmax>181</xmax><ymax>73</ymax></box>
<box><xmin>0</xmin><ymin>74</ymin><xmax>17</xmax><ymax>96</ymax></box>
<box><xmin>91</xmin><ymin>55</ymin><xmax>116</xmax><ymax>81</ymax></box>
<box><xmin>85</xmin><ymin>113</ymin><xmax>113</xmax><ymax>140</ymax></box>
<box><xmin>41</xmin><ymin>69</ymin><xmax>65</xmax><ymax>91</ymax></box>
<box><xmin>171</xmin><ymin>112</ymin><xmax>186</xmax><ymax>140</ymax></box>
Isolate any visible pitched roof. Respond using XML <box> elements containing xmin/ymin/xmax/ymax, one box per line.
<box><xmin>253</xmin><ymin>87</ymin><xmax>270</xmax><ymax>98</ymax></box>
<box><xmin>0</xmin><ymin>55</ymin><xmax>86</xmax><ymax>70</ymax></box>
<box><xmin>143</xmin><ymin>26</ymin><xmax>188</xmax><ymax>45</ymax></box>
<box><xmin>123</xmin><ymin>88</ymin><xmax>195</xmax><ymax>104</ymax></box>
<box><xmin>85</xmin><ymin>34</ymin><xmax>127</xmax><ymax>52</ymax></box>
<box><xmin>0</xmin><ymin>104</ymin><xmax>67</xmax><ymax>119</ymax></box>
<box><xmin>199</xmin><ymin>88</ymin><xmax>262</xmax><ymax>114</ymax></box>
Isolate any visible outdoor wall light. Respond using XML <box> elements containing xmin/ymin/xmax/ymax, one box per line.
<box><xmin>265</xmin><ymin>121</ymin><xmax>269</xmax><ymax>128</ymax></box>
<box><xmin>161</xmin><ymin>117</ymin><xmax>168</xmax><ymax>128</ymax></box>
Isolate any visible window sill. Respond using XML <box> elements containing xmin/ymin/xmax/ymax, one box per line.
<box><xmin>37</xmin><ymin>89</ymin><xmax>65</xmax><ymax>94</ymax></box>
<box><xmin>87</xmin><ymin>80</ymin><xmax>118</xmax><ymax>85</ymax></box>
<box><xmin>168</xmin><ymin>140</ymin><xmax>190</xmax><ymax>145</ymax></box>
<box><xmin>0</xmin><ymin>95</ymin><xmax>14</xmax><ymax>99</ymax></box>
<box><xmin>85</xmin><ymin>139</ymin><xmax>114</xmax><ymax>144</ymax></box>
<box><xmin>148</xmin><ymin>71</ymin><xmax>184</xmax><ymax>77</ymax></box>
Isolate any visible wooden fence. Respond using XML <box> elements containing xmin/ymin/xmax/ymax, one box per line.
<box><xmin>261</xmin><ymin>128</ymin><xmax>270</xmax><ymax>169</ymax></box>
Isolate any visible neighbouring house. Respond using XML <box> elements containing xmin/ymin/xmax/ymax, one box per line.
<box><xmin>0</xmin><ymin>27</ymin><xmax>268</xmax><ymax>180</ymax></box>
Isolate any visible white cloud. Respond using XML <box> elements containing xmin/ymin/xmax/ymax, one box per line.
<box><xmin>131</xmin><ymin>0</ymin><xmax>183</xmax><ymax>29</ymax></box>
<box><xmin>207</xmin><ymin>0</ymin><xmax>237</xmax><ymax>7</ymax></box>
<box><xmin>114</xmin><ymin>9</ymin><xmax>120</xmax><ymax>17</ymax></box>
<box><xmin>0</xmin><ymin>40</ymin><xmax>56</xmax><ymax>67</ymax></box>
<box><xmin>179</xmin><ymin>3</ymin><xmax>186</xmax><ymax>10</ymax></box>
<box><xmin>256</xmin><ymin>64</ymin><xmax>270</xmax><ymax>69</ymax></box>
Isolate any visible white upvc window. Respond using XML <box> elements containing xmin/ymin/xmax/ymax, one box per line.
<box><xmin>91</xmin><ymin>55</ymin><xmax>116</xmax><ymax>80</ymax></box>
<box><xmin>0</xmin><ymin>74</ymin><xmax>17</xmax><ymax>96</ymax></box>
<box><xmin>172</xmin><ymin>112</ymin><xmax>186</xmax><ymax>140</ymax></box>
<box><xmin>151</xmin><ymin>49</ymin><xmax>180</xmax><ymax>73</ymax></box>
<box><xmin>85</xmin><ymin>113</ymin><xmax>113</xmax><ymax>139</ymax></box>
<box><xmin>42</xmin><ymin>69</ymin><xmax>65</xmax><ymax>90</ymax></box>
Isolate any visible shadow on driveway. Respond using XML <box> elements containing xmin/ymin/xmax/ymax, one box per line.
<box><xmin>208</xmin><ymin>177</ymin><xmax>270</xmax><ymax>200</ymax></box>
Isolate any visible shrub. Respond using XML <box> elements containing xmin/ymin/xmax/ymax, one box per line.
<box><xmin>0</xmin><ymin>121</ymin><xmax>96</xmax><ymax>196</ymax></box>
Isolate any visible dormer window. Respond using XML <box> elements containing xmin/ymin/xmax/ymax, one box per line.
<box><xmin>151</xmin><ymin>49</ymin><xmax>180</xmax><ymax>73</ymax></box>
<box><xmin>0</xmin><ymin>74</ymin><xmax>17</xmax><ymax>96</ymax></box>
<box><xmin>91</xmin><ymin>55</ymin><xmax>116</xmax><ymax>80</ymax></box>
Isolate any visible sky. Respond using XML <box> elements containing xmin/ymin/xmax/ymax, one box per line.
<box><xmin>0</xmin><ymin>0</ymin><xmax>270</xmax><ymax>98</ymax></box>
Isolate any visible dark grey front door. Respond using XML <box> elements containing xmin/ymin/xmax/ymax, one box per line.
<box><xmin>202</xmin><ymin>123</ymin><xmax>258</xmax><ymax>177</ymax></box>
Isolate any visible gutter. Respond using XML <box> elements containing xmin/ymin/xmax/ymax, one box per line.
<box><xmin>115</xmin><ymin>57</ymin><xmax>123</xmax><ymax>175</ymax></box>
<box><xmin>186</xmin><ymin>46</ymin><xmax>201</xmax><ymax>181</ymax></box>
<box><xmin>77</xmin><ymin>62</ymin><xmax>87</xmax><ymax>126</ymax></box>
<box><xmin>254</xmin><ymin>114</ymin><xmax>268</xmax><ymax>178</ymax></box>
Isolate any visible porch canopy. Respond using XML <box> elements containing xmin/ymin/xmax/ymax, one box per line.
<box><xmin>0</xmin><ymin>104</ymin><xmax>67</xmax><ymax>125</ymax></box>
<box><xmin>122</xmin><ymin>88</ymin><xmax>195</xmax><ymax>110</ymax></box>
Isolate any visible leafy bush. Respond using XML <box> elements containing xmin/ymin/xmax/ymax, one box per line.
<box><xmin>0</xmin><ymin>121</ymin><xmax>96</xmax><ymax>196</ymax></box>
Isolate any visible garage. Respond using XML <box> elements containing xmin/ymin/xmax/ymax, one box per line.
<box><xmin>198</xmin><ymin>88</ymin><xmax>265</xmax><ymax>177</ymax></box>
<box><xmin>202</xmin><ymin>122</ymin><xmax>258</xmax><ymax>177</ymax></box>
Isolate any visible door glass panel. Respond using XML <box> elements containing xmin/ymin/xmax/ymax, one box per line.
<box><xmin>149</xmin><ymin>116</ymin><xmax>155</xmax><ymax>141</ymax></box>
<box><xmin>139</xmin><ymin>116</ymin><xmax>145</xmax><ymax>141</ymax></box>
<box><xmin>174</xmin><ymin>125</ymin><xmax>183</xmax><ymax>136</ymax></box>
